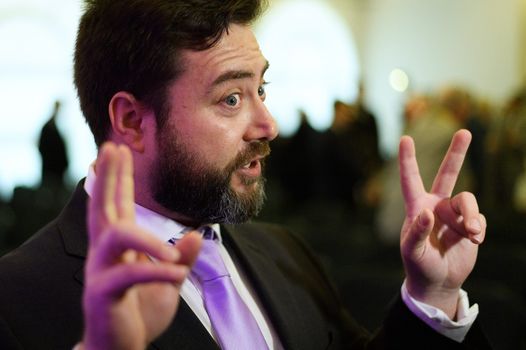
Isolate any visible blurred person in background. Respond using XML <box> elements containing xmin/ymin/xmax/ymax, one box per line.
<box><xmin>438</xmin><ymin>87</ymin><xmax>489</xmax><ymax>203</ymax></box>
<box><xmin>488</xmin><ymin>88</ymin><xmax>526</xmax><ymax>213</ymax></box>
<box><xmin>38</xmin><ymin>100</ymin><xmax>69</xmax><ymax>188</ymax></box>
<box><xmin>3</xmin><ymin>99</ymin><xmax>71</xmax><ymax>251</ymax></box>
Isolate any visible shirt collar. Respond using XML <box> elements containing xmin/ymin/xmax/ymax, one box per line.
<box><xmin>84</xmin><ymin>162</ymin><xmax>222</xmax><ymax>243</ymax></box>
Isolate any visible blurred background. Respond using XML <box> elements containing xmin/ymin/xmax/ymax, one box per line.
<box><xmin>1</xmin><ymin>0</ymin><xmax>525</xmax><ymax>348</ymax></box>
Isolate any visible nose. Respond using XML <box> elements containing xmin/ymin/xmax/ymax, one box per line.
<box><xmin>244</xmin><ymin>100</ymin><xmax>279</xmax><ymax>142</ymax></box>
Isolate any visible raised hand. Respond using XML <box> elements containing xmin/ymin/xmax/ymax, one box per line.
<box><xmin>398</xmin><ymin>129</ymin><xmax>486</xmax><ymax>318</ymax></box>
<box><xmin>81</xmin><ymin>143</ymin><xmax>202</xmax><ymax>350</ymax></box>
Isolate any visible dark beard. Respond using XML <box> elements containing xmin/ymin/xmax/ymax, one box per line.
<box><xmin>151</xmin><ymin>131</ymin><xmax>269</xmax><ymax>225</ymax></box>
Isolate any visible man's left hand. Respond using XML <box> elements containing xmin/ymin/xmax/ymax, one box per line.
<box><xmin>398</xmin><ymin>129</ymin><xmax>486</xmax><ymax>319</ymax></box>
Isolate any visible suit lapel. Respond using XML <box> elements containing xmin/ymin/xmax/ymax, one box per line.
<box><xmin>58</xmin><ymin>181</ymin><xmax>89</xmax><ymax>260</ymax></box>
<box><xmin>149</xmin><ymin>300</ymin><xmax>219</xmax><ymax>350</ymax></box>
<box><xmin>55</xmin><ymin>181</ymin><xmax>89</xmax><ymax>285</ymax></box>
<box><xmin>222</xmin><ymin>224</ymin><xmax>319</xmax><ymax>350</ymax></box>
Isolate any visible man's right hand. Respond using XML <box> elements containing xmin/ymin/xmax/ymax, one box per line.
<box><xmin>79</xmin><ymin>143</ymin><xmax>202</xmax><ymax>350</ymax></box>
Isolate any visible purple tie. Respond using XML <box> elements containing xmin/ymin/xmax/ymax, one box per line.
<box><xmin>192</xmin><ymin>226</ymin><xmax>269</xmax><ymax>350</ymax></box>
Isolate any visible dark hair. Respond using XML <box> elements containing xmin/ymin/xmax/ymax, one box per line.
<box><xmin>74</xmin><ymin>0</ymin><xmax>266</xmax><ymax>147</ymax></box>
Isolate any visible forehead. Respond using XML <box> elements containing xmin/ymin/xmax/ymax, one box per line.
<box><xmin>180</xmin><ymin>24</ymin><xmax>267</xmax><ymax>84</ymax></box>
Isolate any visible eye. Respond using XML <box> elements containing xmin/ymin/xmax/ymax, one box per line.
<box><xmin>258</xmin><ymin>82</ymin><xmax>268</xmax><ymax>97</ymax></box>
<box><xmin>224</xmin><ymin>94</ymin><xmax>239</xmax><ymax>107</ymax></box>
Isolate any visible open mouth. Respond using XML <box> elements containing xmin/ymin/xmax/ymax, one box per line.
<box><xmin>237</xmin><ymin>157</ymin><xmax>262</xmax><ymax>178</ymax></box>
<box><xmin>242</xmin><ymin>159</ymin><xmax>259</xmax><ymax>169</ymax></box>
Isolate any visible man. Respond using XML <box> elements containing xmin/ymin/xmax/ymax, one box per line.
<box><xmin>38</xmin><ymin>100</ymin><xmax>69</xmax><ymax>187</ymax></box>
<box><xmin>0</xmin><ymin>1</ymin><xmax>490</xmax><ymax>349</ymax></box>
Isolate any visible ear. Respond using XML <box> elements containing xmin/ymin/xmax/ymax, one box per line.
<box><xmin>108</xmin><ymin>91</ymin><xmax>151</xmax><ymax>152</ymax></box>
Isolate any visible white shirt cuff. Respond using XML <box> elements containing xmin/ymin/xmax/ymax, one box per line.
<box><xmin>401</xmin><ymin>280</ymin><xmax>479</xmax><ymax>342</ymax></box>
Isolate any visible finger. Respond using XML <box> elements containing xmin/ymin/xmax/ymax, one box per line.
<box><xmin>474</xmin><ymin>213</ymin><xmax>487</xmax><ymax>244</ymax></box>
<box><xmin>402</xmin><ymin>208</ymin><xmax>434</xmax><ymax>259</ymax></box>
<box><xmin>88</xmin><ymin>263</ymin><xmax>189</xmax><ymax>300</ymax></box>
<box><xmin>115</xmin><ymin>145</ymin><xmax>135</xmax><ymax>221</ymax></box>
<box><xmin>398</xmin><ymin>135</ymin><xmax>426</xmax><ymax>216</ymax></box>
<box><xmin>435</xmin><ymin>194</ymin><xmax>486</xmax><ymax>244</ymax></box>
<box><xmin>430</xmin><ymin>129</ymin><xmax>472</xmax><ymax>197</ymax></box>
<box><xmin>175</xmin><ymin>232</ymin><xmax>203</xmax><ymax>267</ymax></box>
<box><xmin>88</xmin><ymin>143</ymin><xmax>119</xmax><ymax>243</ymax></box>
<box><xmin>88</xmin><ymin>223</ymin><xmax>180</xmax><ymax>271</ymax></box>
<box><xmin>450</xmin><ymin>192</ymin><xmax>482</xmax><ymax>235</ymax></box>
<box><xmin>435</xmin><ymin>193</ymin><xmax>479</xmax><ymax>234</ymax></box>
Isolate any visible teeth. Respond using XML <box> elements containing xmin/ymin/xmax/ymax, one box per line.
<box><xmin>243</xmin><ymin>162</ymin><xmax>251</xmax><ymax>169</ymax></box>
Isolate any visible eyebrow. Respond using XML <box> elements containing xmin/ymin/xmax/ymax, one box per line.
<box><xmin>210</xmin><ymin>60</ymin><xmax>270</xmax><ymax>89</ymax></box>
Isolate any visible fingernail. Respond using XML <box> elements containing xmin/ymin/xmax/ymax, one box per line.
<box><xmin>163</xmin><ymin>246</ymin><xmax>180</xmax><ymax>261</ymax></box>
<box><xmin>419</xmin><ymin>212</ymin><xmax>430</xmax><ymax>227</ymax></box>
<box><xmin>468</xmin><ymin>219</ymin><xmax>482</xmax><ymax>233</ymax></box>
<box><xmin>471</xmin><ymin>235</ymin><xmax>482</xmax><ymax>244</ymax></box>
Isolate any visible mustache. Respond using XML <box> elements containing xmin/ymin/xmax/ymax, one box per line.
<box><xmin>227</xmin><ymin>141</ymin><xmax>271</xmax><ymax>172</ymax></box>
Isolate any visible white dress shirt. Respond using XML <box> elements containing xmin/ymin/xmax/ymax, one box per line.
<box><xmin>84</xmin><ymin>164</ymin><xmax>477</xmax><ymax>345</ymax></box>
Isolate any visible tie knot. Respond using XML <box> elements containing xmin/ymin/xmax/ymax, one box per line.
<box><xmin>199</xmin><ymin>226</ymin><xmax>217</xmax><ymax>240</ymax></box>
<box><xmin>193</xmin><ymin>232</ymin><xmax>229</xmax><ymax>282</ymax></box>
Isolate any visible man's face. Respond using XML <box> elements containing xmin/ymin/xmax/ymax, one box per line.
<box><xmin>150</xmin><ymin>24</ymin><xmax>278</xmax><ymax>224</ymax></box>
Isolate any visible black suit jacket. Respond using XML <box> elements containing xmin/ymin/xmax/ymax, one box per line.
<box><xmin>0</xmin><ymin>182</ymin><xmax>491</xmax><ymax>349</ymax></box>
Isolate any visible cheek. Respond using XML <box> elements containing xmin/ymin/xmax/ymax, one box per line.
<box><xmin>172</xmin><ymin>105</ymin><xmax>247</xmax><ymax>168</ymax></box>
<box><xmin>173</xmin><ymin>129</ymin><xmax>233</xmax><ymax>171</ymax></box>
<box><xmin>204</xmin><ymin>136</ymin><xmax>240</xmax><ymax>169</ymax></box>
<box><xmin>196</xmin><ymin>124</ymin><xmax>245</xmax><ymax>167</ymax></box>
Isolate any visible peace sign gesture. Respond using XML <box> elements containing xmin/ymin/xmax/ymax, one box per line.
<box><xmin>399</xmin><ymin>129</ymin><xmax>486</xmax><ymax>318</ymax></box>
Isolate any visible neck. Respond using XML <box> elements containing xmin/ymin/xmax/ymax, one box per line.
<box><xmin>135</xmin><ymin>197</ymin><xmax>203</xmax><ymax>227</ymax></box>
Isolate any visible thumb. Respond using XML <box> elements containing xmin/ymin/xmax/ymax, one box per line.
<box><xmin>402</xmin><ymin>208</ymin><xmax>434</xmax><ymax>259</ymax></box>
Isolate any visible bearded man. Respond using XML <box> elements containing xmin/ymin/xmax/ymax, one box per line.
<box><xmin>0</xmin><ymin>1</ymin><xmax>490</xmax><ymax>349</ymax></box>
